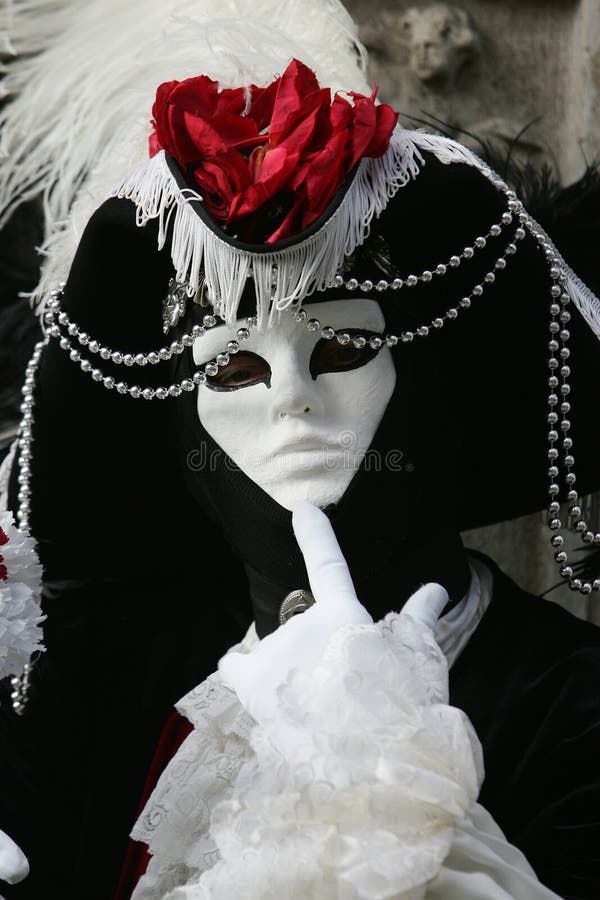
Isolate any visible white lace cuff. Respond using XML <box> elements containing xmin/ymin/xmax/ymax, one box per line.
<box><xmin>132</xmin><ymin>613</ymin><xmax>484</xmax><ymax>899</ymax></box>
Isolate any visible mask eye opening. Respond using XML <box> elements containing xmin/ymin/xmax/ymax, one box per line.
<box><xmin>204</xmin><ymin>350</ymin><xmax>272</xmax><ymax>391</ymax></box>
<box><xmin>309</xmin><ymin>328</ymin><xmax>384</xmax><ymax>380</ymax></box>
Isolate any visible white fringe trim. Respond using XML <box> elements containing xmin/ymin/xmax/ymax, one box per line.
<box><xmin>538</xmin><ymin>229</ymin><xmax>600</xmax><ymax>340</ymax></box>
<box><xmin>110</xmin><ymin>129</ymin><xmax>600</xmax><ymax>341</ymax></box>
<box><xmin>111</xmin><ymin>128</ymin><xmax>424</xmax><ymax>331</ymax></box>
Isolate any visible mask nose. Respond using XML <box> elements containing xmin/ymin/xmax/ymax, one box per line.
<box><xmin>274</xmin><ymin>385</ymin><xmax>323</xmax><ymax>422</ymax></box>
<box><xmin>270</xmin><ymin>350</ymin><xmax>325</xmax><ymax>424</ymax></box>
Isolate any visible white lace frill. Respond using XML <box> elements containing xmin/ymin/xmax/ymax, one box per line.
<box><xmin>0</xmin><ymin>510</ymin><xmax>45</xmax><ymax>679</ymax></box>
<box><xmin>130</xmin><ymin>672</ymin><xmax>256</xmax><ymax>899</ymax></box>
<box><xmin>132</xmin><ymin>614</ymin><xmax>483</xmax><ymax>900</ymax></box>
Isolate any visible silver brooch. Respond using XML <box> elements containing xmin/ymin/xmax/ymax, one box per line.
<box><xmin>162</xmin><ymin>279</ymin><xmax>188</xmax><ymax>333</ymax></box>
<box><xmin>279</xmin><ymin>589</ymin><xmax>316</xmax><ymax>625</ymax></box>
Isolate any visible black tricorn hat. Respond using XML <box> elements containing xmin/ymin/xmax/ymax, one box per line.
<box><xmin>15</xmin><ymin>131</ymin><xmax>600</xmax><ymax>596</ymax></box>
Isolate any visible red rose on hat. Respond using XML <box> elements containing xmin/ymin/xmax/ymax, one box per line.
<box><xmin>150</xmin><ymin>59</ymin><xmax>398</xmax><ymax>243</ymax></box>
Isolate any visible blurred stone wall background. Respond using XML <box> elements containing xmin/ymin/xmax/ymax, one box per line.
<box><xmin>346</xmin><ymin>0</ymin><xmax>600</xmax><ymax>623</ymax></box>
<box><xmin>350</xmin><ymin>0</ymin><xmax>600</xmax><ymax>183</ymax></box>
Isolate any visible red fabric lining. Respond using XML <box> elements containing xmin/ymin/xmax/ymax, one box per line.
<box><xmin>114</xmin><ymin>711</ymin><xmax>193</xmax><ymax>899</ymax></box>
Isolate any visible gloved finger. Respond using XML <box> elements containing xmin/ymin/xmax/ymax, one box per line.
<box><xmin>0</xmin><ymin>829</ymin><xmax>29</xmax><ymax>885</ymax></box>
<box><xmin>292</xmin><ymin>502</ymin><xmax>363</xmax><ymax>611</ymax></box>
<box><xmin>402</xmin><ymin>582</ymin><xmax>449</xmax><ymax>631</ymax></box>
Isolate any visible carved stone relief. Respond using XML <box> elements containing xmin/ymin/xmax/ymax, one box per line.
<box><xmin>361</xmin><ymin>2</ymin><xmax>553</xmax><ymax>169</ymax></box>
<box><xmin>394</xmin><ymin>4</ymin><xmax>479</xmax><ymax>86</ymax></box>
<box><xmin>349</xmin><ymin>0</ymin><xmax>599</xmax><ymax>184</ymax></box>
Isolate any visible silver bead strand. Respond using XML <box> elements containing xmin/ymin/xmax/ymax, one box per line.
<box><xmin>16</xmin><ymin>339</ymin><xmax>47</xmax><ymax>532</ymax></box>
<box><xmin>42</xmin><ymin>201</ymin><xmax>525</xmax><ymax>397</ymax></box>
<box><xmin>306</xmin><ymin>229</ymin><xmax>523</xmax><ymax>348</ymax></box>
<box><xmin>10</xmin><ymin>663</ymin><xmax>32</xmax><ymax>717</ymax></box>
<box><xmin>11</xmin><ymin>337</ymin><xmax>47</xmax><ymax>715</ymax></box>
<box><xmin>44</xmin><ymin>290</ymin><xmax>207</xmax><ymax>366</ymax></box>
<box><xmin>524</xmin><ymin>222</ymin><xmax>600</xmax><ymax>594</ymax></box>
<box><xmin>333</xmin><ymin>203</ymin><xmax>515</xmax><ymax>292</ymax></box>
<box><xmin>40</xmin><ymin>205</ymin><xmax>526</xmax><ymax>401</ymax></box>
<box><xmin>44</xmin><ymin>300</ymin><xmax>249</xmax><ymax>398</ymax></box>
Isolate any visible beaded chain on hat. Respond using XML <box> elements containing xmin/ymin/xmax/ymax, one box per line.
<box><xmin>10</xmin><ymin>171</ymin><xmax>600</xmax><ymax>715</ymax></box>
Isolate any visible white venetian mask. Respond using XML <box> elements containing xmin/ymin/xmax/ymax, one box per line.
<box><xmin>193</xmin><ymin>298</ymin><xmax>396</xmax><ymax>510</ymax></box>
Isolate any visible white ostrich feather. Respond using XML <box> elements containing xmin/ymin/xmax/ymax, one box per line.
<box><xmin>0</xmin><ymin>0</ymin><xmax>370</xmax><ymax>306</ymax></box>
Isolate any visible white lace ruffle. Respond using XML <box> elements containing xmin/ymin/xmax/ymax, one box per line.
<box><xmin>132</xmin><ymin>613</ymin><xmax>483</xmax><ymax>900</ymax></box>
<box><xmin>0</xmin><ymin>510</ymin><xmax>45</xmax><ymax>679</ymax></box>
<box><xmin>130</xmin><ymin>632</ymin><xmax>257</xmax><ymax>899</ymax></box>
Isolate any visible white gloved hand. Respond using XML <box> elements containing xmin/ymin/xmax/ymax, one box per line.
<box><xmin>219</xmin><ymin>501</ymin><xmax>449</xmax><ymax>723</ymax></box>
<box><xmin>0</xmin><ymin>828</ymin><xmax>29</xmax><ymax>887</ymax></box>
<box><xmin>219</xmin><ymin>501</ymin><xmax>372</xmax><ymax>722</ymax></box>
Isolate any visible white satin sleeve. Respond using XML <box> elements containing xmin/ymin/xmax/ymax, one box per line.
<box><xmin>427</xmin><ymin>803</ymin><xmax>560</xmax><ymax>899</ymax></box>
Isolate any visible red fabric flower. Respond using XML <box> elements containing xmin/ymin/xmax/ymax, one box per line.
<box><xmin>150</xmin><ymin>59</ymin><xmax>398</xmax><ymax>243</ymax></box>
<box><xmin>0</xmin><ymin>529</ymin><xmax>8</xmax><ymax>546</ymax></box>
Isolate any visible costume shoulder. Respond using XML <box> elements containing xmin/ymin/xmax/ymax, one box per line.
<box><xmin>451</xmin><ymin>556</ymin><xmax>600</xmax><ymax>899</ymax></box>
